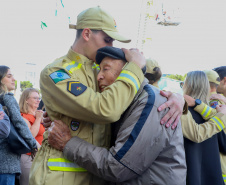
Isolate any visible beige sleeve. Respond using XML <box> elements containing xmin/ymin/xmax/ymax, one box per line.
<box><xmin>181</xmin><ymin>111</ymin><xmax>226</xmax><ymax>143</ymax></box>
<box><xmin>40</xmin><ymin>62</ymin><xmax>144</xmax><ymax>125</ymax></box>
<box><xmin>194</xmin><ymin>102</ymin><xmax>217</xmax><ymax>120</ymax></box>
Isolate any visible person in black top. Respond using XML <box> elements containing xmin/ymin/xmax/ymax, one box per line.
<box><xmin>182</xmin><ymin>70</ymin><xmax>225</xmax><ymax>185</ymax></box>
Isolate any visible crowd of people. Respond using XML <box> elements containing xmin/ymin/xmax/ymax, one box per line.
<box><xmin>0</xmin><ymin>5</ymin><xmax>226</xmax><ymax>185</ymax></box>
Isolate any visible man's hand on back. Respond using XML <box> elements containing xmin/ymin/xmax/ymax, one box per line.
<box><xmin>210</xmin><ymin>94</ymin><xmax>226</xmax><ymax>104</ymax></box>
<box><xmin>48</xmin><ymin>120</ymin><xmax>72</xmax><ymax>151</ymax></box>
<box><xmin>216</xmin><ymin>105</ymin><xmax>226</xmax><ymax>114</ymax></box>
<box><xmin>158</xmin><ymin>91</ymin><xmax>185</xmax><ymax>129</ymax></box>
<box><xmin>122</xmin><ymin>48</ymin><xmax>146</xmax><ymax>69</ymax></box>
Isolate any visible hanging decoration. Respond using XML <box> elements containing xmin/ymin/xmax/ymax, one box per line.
<box><xmin>41</xmin><ymin>21</ymin><xmax>47</xmax><ymax>29</ymax></box>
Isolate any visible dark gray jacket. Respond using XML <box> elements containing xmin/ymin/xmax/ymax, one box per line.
<box><xmin>0</xmin><ymin>93</ymin><xmax>37</xmax><ymax>174</ymax></box>
<box><xmin>0</xmin><ymin>108</ymin><xmax>10</xmax><ymax>139</ymax></box>
<box><xmin>63</xmin><ymin>80</ymin><xmax>187</xmax><ymax>185</ymax></box>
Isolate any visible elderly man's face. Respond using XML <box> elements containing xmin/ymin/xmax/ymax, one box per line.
<box><xmin>97</xmin><ymin>57</ymin><xmax>125</xmax><ymax>92</ymax></box>
<box><xmin>217</xmin><ymin>78</ymin><xmax>226</xmax><ymax>96</ymax></box>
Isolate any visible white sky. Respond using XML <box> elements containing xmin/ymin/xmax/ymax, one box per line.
<box><xmin>0</xmin><ymin>0</ymin><xmax>226</xmax><ymax>83</ymax></box>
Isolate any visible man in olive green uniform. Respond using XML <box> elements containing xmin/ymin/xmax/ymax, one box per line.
<box><xmin>144</xmin><ymin>58</ymin><xmax>162</xmax><ymax>88</ymax></box>
<box><xmin>29</xmin><ymin>6</ymin><xmax>146</xmax><ymax>185</ymax></box>
<box><xmin>204</xmin><ymin>70</ymin><xmax>225</xmax><ymax>108</ymax></box>
<box><xmin>204</xmin><ymin>69</ymin><xmax>226</xmax><ymax>184</ymax></box>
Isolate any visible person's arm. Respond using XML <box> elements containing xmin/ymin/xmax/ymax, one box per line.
<box><xmin>49</xmin><ymin>98</ymin><xmax>169</xmax><ymax>182</ymax></box>
<box><xmin>210</xmin><ymin>94</ymin><xmax>226</xmax><ymax>104</ymax></box>
<box><xmin>0</xmin><ymin>111</ymin><xmax>10</xmax><ymax>139</ymax></box>
<box><xmin>184</xmin><ymin>95</ymin><xmax>217</xmax><ymax>120</ymax></box>
<box><xmin>3</xmin><ymin>94</ymin><xmax>37</xmax><ymax>149</ymax></box>
<box><xmin>181</xmin><ymin>110</ymin><xmax>226</xmax><ymax>143</ymax></box>
<box><xmin>22</xmin><ymin>110</ymin><xmax>43</xmax><ymax>138</ymax></box>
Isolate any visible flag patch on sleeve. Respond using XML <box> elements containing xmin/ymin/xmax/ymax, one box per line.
<box><xmin>67</xmin><ymin>81</ymin><xmax>87</xmax><ymax>96</ymax></box>
<box><xmin>49</xmin><ymin>69</ymin><xmax>71</xmax><ymax>84</ymax></box>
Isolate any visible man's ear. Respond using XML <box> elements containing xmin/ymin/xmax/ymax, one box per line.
<box><xmin>82</xmin><ymin>28</ymin><xmax>92</xmax><ymax>41</ymax></box>
<box><xmin>223</xmin><ymin>77</ymin><xmax>226</xmax><ymax>85</ymax></box>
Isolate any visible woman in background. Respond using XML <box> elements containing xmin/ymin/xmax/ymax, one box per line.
<box><xmin>0</xmin><ymin>65</ymin><xmax>37</xmax><ymax>185</ymax></box>
<box><xmin>19</xmin><ymin>88</ymin><xmax>44</xmax><ymax>185</ymax></box>
<box><xmin>182</xmin><ymin>71</ymin><xmax>225</xmax><ymax>185</ymax></box>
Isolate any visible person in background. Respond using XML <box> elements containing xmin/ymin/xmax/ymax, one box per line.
<box><xmin>0</xmin><ymin>65</ymin><xmax>37</xmax><ymax>185</ymax></box>
<box><xmin>204</xmin><ymin>69</ymin><xmax>226</xmax><ymax>184</ymax></box>
<box><xmin>210</xmin><ymin>66</ymin><xmax>226</xmax><ymax>105</ymax></box>
<box><xmin>182</xmin><ymin>71</ymin><xmax>225</xmax><ymax>185</ymax></box>
<box><xmin>214</xmin><ymin>66</ymin><xmax>226</xmax><ymax>97</ymax></box>
<box><xmin>19</xmin><ymin>88</ymin><xmax>44</xmax><ymax>185</ymax></box>
<box><xmin>144</xmin><ymin>58</ymin><xmax>162</xmax><ymax>88</ymax></box>
<box><xmin>0</xmin><ymin>104</ymin><xmax>10</xmax><ymax>139</ymax></box>
<box><xmin>204</xmin><ymin>70</ymin><xmax>225</xmax><ymax>108</ymax></box>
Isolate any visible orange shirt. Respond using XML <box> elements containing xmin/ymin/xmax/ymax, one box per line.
<box><xmin>21</xmin><ymin>113</ymin><xmax>45</xmax><ymax>145</ymax></box>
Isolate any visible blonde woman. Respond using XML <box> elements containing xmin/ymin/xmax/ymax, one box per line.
<box><xmin>182</xmin><ymin>71</ymin><xmax>225</xmax><ymax>185</ymax></box>
<box><xmin>19</xmin><ymin>88</ymin><xmax>45</xmax><ymax>185</ymax></box>
<box><xmin>0</xmin><ymin>66</ymin><xmax>36</xmax><ymax>185</ymax></box>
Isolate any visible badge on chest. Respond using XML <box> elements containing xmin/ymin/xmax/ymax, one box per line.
<box><xmin>70</xmin><ymin>121</ymin><xmax>80</xmax><ymax>131</ymax></box>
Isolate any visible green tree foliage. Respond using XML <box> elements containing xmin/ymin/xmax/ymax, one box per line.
<box><xmin>166</xmin><ymin>74</ymin><xmax>186</xmax><ymax>81</ymax></box>
<box><xmin>20</xmin><ymin>81</ymin><xmax>33</xmax><ymax>91</ymax></box>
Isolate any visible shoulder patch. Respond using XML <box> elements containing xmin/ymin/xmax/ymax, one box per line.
<box><xmin>67</xmin><ymin>81</ymin><xmax>87</xmax><ymax>96</ymax></box>
<box><xmin>49</xmin><ymin>69</ymin><xmax>70</xmax><ymax>84</ymax></box>
<box><xmin>209</xmin><ymin>100</ymin><xmax>219</xmax><ymax>108</ymax></box>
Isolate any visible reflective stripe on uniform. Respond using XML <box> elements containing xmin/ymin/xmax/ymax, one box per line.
<box><xmin>210</xmin><ymin>116</ymin><xmax>225</xmax><ymax>131</ymax></box>
<box><xmin>116</xmin><ymin>70</ymin><xmax>140</xmax><ymax>93</ymax></box>
<box><xmin>63</xmin><ymin>61</ymin><xmax>82</xmax><ymax>74</ymax></box>
<box><xmin>223</xmin><ymin>174</ymin><xmax>226</xmax><ymax>182</ymax></box>
<box><xmin>201</xmin><ymin>104</ymin><xmax>212</xmax><ymax>118</ymax></box>
<box><xmin>47</xmin><ymin>158</ymin><xmax>87</xmax><ymax>172</ymax></box>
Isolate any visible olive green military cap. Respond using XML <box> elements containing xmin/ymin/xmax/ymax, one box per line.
<box><xmin>203</xmin><ymin>70</ymin><xmax>220</xmax><ymax>85</ymax></box>
<box><xmin>146</xmin><ymin>58</ymin><xmax>160</xmax><ymax>74</ymax></box>
<box><xmin>69</xmin><ymin>6</ymin><xmax>131</xmax><ymax>43</ymax></box>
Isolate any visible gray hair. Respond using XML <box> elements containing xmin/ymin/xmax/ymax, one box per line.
<box><xmin>183</xmin><ymin>71</ymin><xmax>210</xmax><ymax>104</ymax></box>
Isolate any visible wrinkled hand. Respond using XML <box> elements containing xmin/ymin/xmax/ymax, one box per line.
<box><xmin>48</xmin><ymin>120</ymin><xmax>72</xmax><ymax>151</ymax></box>
<box><xmin>42</xmin><ymin>111</ymin><xmax>52</xmax><ymax>129</ymax></box>
<box><xmin>0</xmin><ymin>111</ymin><xmax>4</xmax><ymax>120</ymax></box>
<box><xmin>122</xmin><ymin>48</ymin><xmax>146</xmax><ymax>69</ymax></box>
<box><xmin>216</xmin><ymin>105</ymin><xmax>226</xmax><ymax>114</ymax></box>
<box><xmin>210</xmin><ymin>94</ymin><xmax>226</xmax><ymax>103</ymax></box>
<box><xmin>158</xmin><ymin>91</ymin><xmax>185</xmax><ymax>129</ymax></box>
<box><xmin>35</xmin><ymin>110</ymin><xmax>43</xmax><ymax>120</ymax></box>
<box><xmin>31</xmin><ymin>148</ymin><xmax>38</xmax><ymax>161</ymax></box>
<box><xmin>184</xmin><ymin>95</ymin><xmax>195</xmax><ymax>107</ymax></box>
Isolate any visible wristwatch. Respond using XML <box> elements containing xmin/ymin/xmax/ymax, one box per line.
<box><xmin>191</xmin><ymin>99</ymin><xmax>201</xmax><ymax>109</ymax></box>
